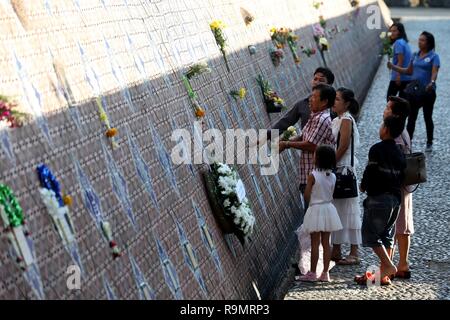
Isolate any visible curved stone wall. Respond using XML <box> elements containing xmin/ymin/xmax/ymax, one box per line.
<box><xmin>0</xmin><ymin>0</ymin><xmax>387</xmax><ymax>299</ymax></box>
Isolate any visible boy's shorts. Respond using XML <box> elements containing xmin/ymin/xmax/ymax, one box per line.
<box><xmin>362</xmin><ymin>194</ymin><xmax>400</xmax><ymax>248</ymax></box>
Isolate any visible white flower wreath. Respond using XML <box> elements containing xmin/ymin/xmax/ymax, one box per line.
<box><xmin>211</xmin><ymin>163</ymin><xmax>256</xmax><ymax>238</ymax></box>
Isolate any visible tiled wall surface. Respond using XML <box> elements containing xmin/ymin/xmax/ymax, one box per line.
<box><xmin>0</xmin><ymin>0</ymin><xmax>385</xmax><ymax>299</ymax></box>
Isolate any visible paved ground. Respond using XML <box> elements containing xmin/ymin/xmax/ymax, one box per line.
<box><xmin>284</xmin><ymin>9</ymin><xmax>450</xmax><ymax>300</ymax></box>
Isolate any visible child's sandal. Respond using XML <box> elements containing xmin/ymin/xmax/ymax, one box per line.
<box><xmin>381</xmin><ymin>276</ymin><xmax>392</xmax><ymax>286</ymax></box>
<box><xmin>355</xmin><ymin>273</ymin><xmax>393</xmax><ymax>286</ymax></box>
<box><xmin>354</xmin><ymin>272</ymin><xmax>373</xmax><ymax>285</ymax></box>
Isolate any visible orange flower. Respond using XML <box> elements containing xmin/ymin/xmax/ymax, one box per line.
<box><xmin>63</xmin><ymin>195</ymin><xmax>73</xmax><ymax>206</ymax></box>
<box><xmin>106</xmin><ymin>128</ymin><xmax>118</xmax><ymax>138</ymax></box>
<box><xmin>195</xmin><ymin>107</ymin><xmax>206</xmax><ymax>118</ymax></box>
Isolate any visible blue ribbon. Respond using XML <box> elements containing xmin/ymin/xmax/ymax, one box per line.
<box><xmin>36</xmin><ymin>164</ymin><xmax>64</xmax><ymax>207</ymax></box>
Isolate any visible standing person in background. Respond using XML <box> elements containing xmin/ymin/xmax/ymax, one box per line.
<box><xmin>386</xmin><ymin>23</ymin><xmax>412</xmax><ymax>101</ymax></box>
<box><xmin>388</xmin><ymin>31</ymin><xmax>440</xmax><ymax>152</ymax></box>
<box><xmin>272</xmin><ymin>67</ymin><xmax>335</xmax><ymax>135</ymax></box>
<box><xmin>330</xmin><ymin>88</ymin><xmax>362</xmax><ymax>265</ymax></box>
<box><xmin>383</xmin><ymin>96</ymin><xmax>414</xmax><ymax>280</ymax></box>
<box><xmin>355</xmin><ymin>116</ymin><xmax>406</xmax><ymax>286</ymax></box>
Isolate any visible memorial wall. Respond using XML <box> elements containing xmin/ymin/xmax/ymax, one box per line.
<box><xmin>0</xmin><ymin>0</ymin><xmax>388</xmax><ymax>299</ymax></box>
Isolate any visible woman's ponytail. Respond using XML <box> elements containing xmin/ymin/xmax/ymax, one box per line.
<box><xmin>348</xmin><ymin>97</ymin><xmax>360</xmax><ymax>117</ymax></box>
<box><xmin>337</xmin><ymin>87</ymin><xmax>360</xmax><ymax>117</ymax></box>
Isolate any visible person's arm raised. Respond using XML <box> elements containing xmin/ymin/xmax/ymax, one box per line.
<box><xmin>395</xmin><ymin>53</ymin><xmax>404</xmax><ymax>86</ymax></box>
<box><xmin>272</xmin><ymin>100</ymin><xmax>304</xmax><ymax>133</ymax></box>
<box><xmin>278</xmin><ymin>133</ymin><xmax>304</xmax><ymax>153</ymax></box>
<box><xmin>285</xmin><ymin>140</ymin><xmax>317</xmax><ymax>152</ymax></box>
<box><xmin>388</xmin><ymin>59</ymin><xmax>413</xmax><ymax>75</ymax></box>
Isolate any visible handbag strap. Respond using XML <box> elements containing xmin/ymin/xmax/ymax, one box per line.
<box><xmin>351</xmin><ymin>123</ymin><xmax>354</xmax><ymax>168</ymax></box>
<box><xmin>336</xmin><ymin>118</ymin><xmax>354</xmax><ymax>167</ymax></box>
<box><xmin>404</xmin><ymin>184</ymin><xmax>420</xmax><ymax>193</ymax></box>
<box><xmin>400</xmin><ymin>132</ymin><xmax>412</xmax><ymax>155</ymax></box>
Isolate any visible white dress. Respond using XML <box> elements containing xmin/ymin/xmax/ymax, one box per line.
<box><xmin>296</xmin><ymin>169</ymin><xmax>342</xmax><ymax>275</ymax></box>
<box><xmin>296</xmin><ymin>224</ymin><xmax>336</xmax><ymax>275</ymax></box>
<box><xmin>331</xmin><ymin>112</ymin><xmax>362</xmax><ymax>245</ymax></box>
<box><xmin>302</xmin><ymin>170</ymin><xmax>343</xmax><ymax>233</ymax></box>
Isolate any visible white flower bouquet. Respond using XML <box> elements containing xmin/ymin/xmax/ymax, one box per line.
<box><xmin>380</xmin><ymin>31</ymin><xmax>393</xmax><ymax>58</ymax></box>
<box><xmin>203</xmin><ymin>163</ymin><xmax>255</xmax><ymax>245</ymax></box>
<box><xmin>281</xmin><ymin>126</ymin><xmax>297</xmax><ymax>141</ymax></box>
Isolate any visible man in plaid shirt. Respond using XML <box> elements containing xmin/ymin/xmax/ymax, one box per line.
<box><xmin>279</xmin><ymin>84</ymin><xmax>336</xmax><ymax>206</ymax></box>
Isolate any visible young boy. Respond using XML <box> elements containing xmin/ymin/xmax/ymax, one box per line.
<box><xmin>355</xmin><ymin>116</ymin><xmax>406</xmax><ymax>286</ymax></box>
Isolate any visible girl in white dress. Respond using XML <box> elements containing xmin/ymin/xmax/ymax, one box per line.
<box><xmin>330</xmin><ymin>88</ymin><xmax>362</xmax><ymax>265</ymax></box>
<box><xmin>297</xmin><ymin>145</ymin><xmax>343</xmax><ymax>282</ymax></box>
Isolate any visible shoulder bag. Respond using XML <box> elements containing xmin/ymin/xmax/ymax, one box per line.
<box><xmin>333</xmin><ymin>121</ymin><xmax>358</xmax><ymax>199</ymax></box>
<box><xmin>400</xmin><ymin>134</ymin><xmax>427</xmax><ymax>190</ymax></box>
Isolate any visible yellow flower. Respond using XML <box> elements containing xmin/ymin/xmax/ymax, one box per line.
<box><xmin>274</xmin><ymin>97</ymin><xmax>284</xmax><ymax>104</ymax></box>
<box><xmin>106</xmin><ymin>128</ymin><xmax>118</xmax><ymax>138</ymax></box>
<box><xmin>238</xmin><ymin>88</ymin><xmax>246</xmax><ymax>99</ymax></box>
<box><xmin>270</xmin><ymin>27</ymin><xmax>277</xmax><ymax>34</ymax></box>
<box><xmin>210</xmin><ymin>20</ymin><xmax>225</xmax><ymax>30</ymax></box>
<box><xmin>63</xmin><ymin>195</ymin><xmax>73</xmax><ymax>206</ymax></box>
<box><xmin>210</xmin><ymin>21</ymin><xmax>218</xmax><ymax>29</ymax></box>
<box><xmin>195</xmin><ymin>107</ymin><xmax>206</xmax><ymax>118</ymax></box>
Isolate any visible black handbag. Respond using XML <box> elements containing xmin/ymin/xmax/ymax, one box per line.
<box><xmin>333</xmin><ymin>124</ymin><xmax>358</xmax><ymax>199</ymax></box>
<box><xmin>404</xmin><ymin>79</ymin><xmax>427</xmax><ymax>104</ymax></box>
<box><xmin>403</xmin><ymin>52</ymin><xmax>434</xmax><ymax>105</ymax></box>
<box><xmin>399</xmin><ymin>134</ymin><xmax>427</xmax><ymax>189</ymax></box>
<box><xmin>404</xmin><ymin>152</ymin><xmax>427</xmax><ymax>186</ymax></box>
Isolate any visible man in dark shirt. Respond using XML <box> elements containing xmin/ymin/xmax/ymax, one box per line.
<box><xmin>272</xmin><ymin>67</ymin><xmax>335</xmax><ymax>135</ymax></box>
<box><xmin>356</xmin><ymin>116</ymin><xmax>406</xmax><ymax>286</ymax></box>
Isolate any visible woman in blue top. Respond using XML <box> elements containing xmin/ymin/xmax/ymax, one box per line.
<box><xmin>386</xmin><ymin>23</ymin><xmax>412</xmax><ymax>101</ymax></box>
<box><xmin>388</xmin><ymin>31</ymin><xmax>440</xmax><ymax>152</ymax></box>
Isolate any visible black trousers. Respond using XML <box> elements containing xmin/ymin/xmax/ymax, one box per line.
<box><xmin>407</xmin><ymin>90</ymin><xmax>437</xmax><ymax>145</ymax></box>
<box><xmin>386</xmin><ymin>80</ymin><xmax>410</xmax><ymax>101</ymax></box>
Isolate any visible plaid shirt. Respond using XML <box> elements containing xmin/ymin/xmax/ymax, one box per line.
<box><xmin>299</xmin><ymin>109</ymin><xmax>335</xmax><ymax>185</ymax></box>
